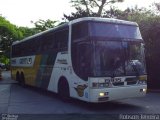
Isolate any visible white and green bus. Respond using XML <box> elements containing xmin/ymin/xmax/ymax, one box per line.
<box><xmin>11</xmin><ymin>17</ymin><xmax>147</xmax><ymax>103</ymax></box>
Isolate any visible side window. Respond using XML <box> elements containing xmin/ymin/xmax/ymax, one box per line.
<box><xmin>55</xmin><ymin>29</ymin><xmax>69</xmax><ymax>51</ymax></box>
<box><xmin>12</xmin><ymin>27</ymin><xmax>69</xmax><ymax>57</ymax></box>
<box><xmin>72</xmin><ymin>42</ymin><xmax>93</xmax><ymax>81</ymax></box>
<box><xmin>37</xmin><ymin>34</ymin><xmax>53</xmax><ymax>54</ymax></box>
<box><xmin>41</xmin><ymin>35</ymin><xmax>51</xmax><ymax>52</ymax></box>
<box><xmin>72</xmin><ymin>22</ymin><xmax>88</xmax><ymax>41</ymax></box>
<box><xmin>12</xmin><ymin>45</ymin><xmax>16</xmax><ymax>57</ymax></box>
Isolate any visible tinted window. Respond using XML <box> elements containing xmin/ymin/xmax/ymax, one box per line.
<box><xmin>72</xmin><ymin>41</ymin><xmax>93</xmax><ymax>80</ymax></box>
<box><xmin>89</xmin><ymin>22</ymin><xmax>142</xmax><ymax>40</ymax></box>
<box><xmin>72</xmin><ymin>22</ymin><xmax>89</xmax><ymax>41</ymax></box>
<box><xmin>12</xmin><ymin>28</ymin><xmax>69</xmax><ymax>57</ymax></box>
<box><xmin>55</xmin><ymin>29</ymin><xmax>69</xmax><ymax>51</ymax></box>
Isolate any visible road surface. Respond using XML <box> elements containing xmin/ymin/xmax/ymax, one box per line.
<box><xmin>0</xmin><ymin>71</ymin><xmax>160</xmax><ymax>120</ymax></box>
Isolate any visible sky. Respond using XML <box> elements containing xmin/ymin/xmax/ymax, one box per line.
<box><xmin>0</xmin><ymin>0</ymin><xmax>159</xmax><ymax>27</ymax></box>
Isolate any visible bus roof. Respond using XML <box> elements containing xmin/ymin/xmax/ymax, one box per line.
<box><xmin>12</xmin><ymin>23</ymin><xmax>69</xmax><ymax>45</ymax></box>
<box><xmin>12</xmin><ymin>17</ymin><xmax>138</xmax><ymax>45</ymax></box>
<box><xmin>70</xmin><ymin>17</ymin><xmax>138</xmax><ymax>26</ymax></box>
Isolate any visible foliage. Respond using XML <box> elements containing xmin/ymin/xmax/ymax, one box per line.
<box><xmin>64</xmin><ymin>2</ymin><xmax>160</xmax><ymax>89</ymax></box>
<box><xmin>64</xmin><ymin>0</ymin><xmax>124</xmax><ymax>21</ymax></box>
<box><xmin>0</xmin><ymin>16</ymin><xmax>23</xmax><ymax>56</ymax></box>
<box><xmin>18</xmin><ymin>27</ymin><xmax>37</xmax><ymax>38</ymax></box>
<box><xmin>31</xmin><ymin>19</ymin><xmax>57</xmax><ymax>32</ymax></box>
<box><xmin>64</xmin><ymin>7</ymin><xmax>96</xmax><ymax>21</ymax></box>
<box><xmin>0</xmin><ymin>55</ymin><xmax>9</xmax><ymax>65</ymax></box>
<box><xmin>110</xmin><ymin>6</ymin><xmax>160</xmax><ymax>89</ymax></box>
<box><xmin>0</xmin><ymin>16</ymin><xmax>36</xmax><ymax>65</ymax></box>
<box><xmin>0</xmin><ymin>17</ymin><xmax>58</xmax><ymax>62</ymax></box>
<box><xmin>154</xmin><ymin>2</ymin><xmax>160</xmax><ymax>12</ymax></box>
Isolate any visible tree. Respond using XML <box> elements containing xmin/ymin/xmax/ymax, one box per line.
<box><xmin>64</xmin><ymin>0</ymin><xmax>124</xmax><ymax>21</ymax></box>
<box><xmin>64</xmin><ymin>7</ymin><xmax>97</xmax><ymax>21</ymax></box>
<box><xmin>32</xmin><ymin>19</ymin><xmax>57</xmax><ymax>32</ymax></box>
<box><xmin>113</xmin><ymin>7</ymin><xmax>160</xmax><ymax>89</ymax></box>
<box><xmin>0</xmin><ymin>55</ymin><xmax>10</xmax><ymax>67</ymax></box>
<box><xmin>18</xmin><ymin>27</ymin><xmax>37</xmax><ymax>38</ymax></box>
<box><xmin>71</xmin><ymin>0</ymin><xmax>123</xmax><ymax>16</ymax></box>
<box><xmin>154</xmin><ymin>2</ymin><xmax>160</xmax><ymax>12</ymax></box>
<box><xmin>0</xmin><ymin>15</ymin><xmax>25</xmax><ymax>67</ymax></box>
<box><xmin>0</xmin><ymin>16</ymin><xmax>23</xmax><ymax>56</ymax></box>
<box><xmin>63</xmin><ymin>3</ymin><xmax>160</xmax><ymax>89</ymax></box>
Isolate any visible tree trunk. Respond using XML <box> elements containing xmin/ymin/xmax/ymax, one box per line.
<box><xmin>97</xmin><ymin>0</ymin><xmax>106</xmax><ymax>17</ymax></box>
<box><xmin>82</xmin><ymin>0</ymin><xmax>90</xmax><ymax>15</ymax></box>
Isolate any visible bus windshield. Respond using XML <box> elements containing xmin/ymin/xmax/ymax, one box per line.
<box><xmin>71</xmin><ymin>21</ymin><xmax>146</xmax><ymax>79</ymax></box>
<box><xmin>94</xmin><ymin>41</ymin><xmax>146</xmax><ymax>77</ymax></box>
<box><xmin>71</xmin><ymin>21</ymin><xmax>142</xmax><ymax>41</ymax></box>
<box><xmin>89</xmin><ymin>22</ymin><xmax>142</xmax><ymax>39</ymax></box>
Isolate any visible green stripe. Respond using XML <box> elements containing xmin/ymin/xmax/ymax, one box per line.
<box><xmin>35</xmin><ymin>53</ymin><xmax>57</xmax><ymax>89</ymax></box>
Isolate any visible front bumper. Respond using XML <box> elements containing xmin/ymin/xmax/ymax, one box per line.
<box><xmin>89</xmin><ymin>85</ymin><xmax>147</xmax><ymax>103</ymax></box>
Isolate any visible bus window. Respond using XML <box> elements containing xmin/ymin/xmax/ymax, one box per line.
<box><xmin>72</xmin><ymin>42</ymin><xmax>93</xmax><ymax>80</ymax></box>
<box><xmin>72</xmin><ymin>22</ymin><xmax>88</xmax><ymax>41</ymax></box>
<box><xmin>55</xmin><ymin>29</ymin><xmax>69</xmax><ymax>51</ymax></box>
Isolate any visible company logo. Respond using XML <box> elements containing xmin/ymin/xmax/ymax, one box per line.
<box><xmin>74</xmin><ymin>84</ymin><xmax>88</xmax><ymax>97</ymax></box>
<box><xmin>11</xmin><ymin>56</ymin><xmax>35</xmax><ymax>67</ymax></box>
<box><xmin>19</xmin><ymin>57</ymin><xmax>32</xmax><ymax>65</ymax></box>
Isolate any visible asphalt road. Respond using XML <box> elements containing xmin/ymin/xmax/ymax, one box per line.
<box><xmin>0</xmin><ymin>71</ymin><xmax>160</xmax><ymax>120</ymax></box>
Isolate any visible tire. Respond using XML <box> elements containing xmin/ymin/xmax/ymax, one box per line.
<box><xmin>58</xmin><ymin>78</ymin><xmax>70</xmax><ymax>101</ymax></box>
<box><xmin>16</xmin><ymin>72</ymin><xmax>25</xmax><ymax>87</ymax></box>
<box><xmin>20</xmin><ymin>72</ymin><xmax>25</xmax><ymax>87</ymax></box>
<box><xmin>16</xmin><ymin>72</ymin><xmax>20</xmax><ymax>84</ymax></box>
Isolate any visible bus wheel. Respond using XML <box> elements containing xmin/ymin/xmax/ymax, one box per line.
<box><xmin>16</xmin><ymin>72</ymin><xmax>20</xmax><ymax>84</ymax></box>
<box><xmin>20</xmin><ymin>72</ymin><xmax>25</xmax><ymax>87</ymax></box>
<box><xmin>58</xmin><ymin>78</ymin><xmax>70</xmax><ymax>101</ymax></box>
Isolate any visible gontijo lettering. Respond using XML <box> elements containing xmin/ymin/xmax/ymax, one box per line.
<box><xmin>11</xmin><ymin>56</ymin><xmax>35</xmax><ymax>67</ymax></box>
<box><xmin>19</xmin><ymin>57</ymin><xmax>32</xmax><ymax>64</ymax></box>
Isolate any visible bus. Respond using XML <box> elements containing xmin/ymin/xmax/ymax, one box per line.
<box><xmin>11</xmin><ymin>17</ymin><xmax>147</xmax><ymax>103</ymax></box>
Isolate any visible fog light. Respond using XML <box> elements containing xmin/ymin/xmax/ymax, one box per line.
<box><xmin>99</xmin><ymin>92</ymin><xmax>105</xmax><ymax>97</ymax></box>
<box><xmin>143</xmin><ymin>88</ymin><xmax>147</xmax><ymax>92</ymax></box>
<box><xmin>140</xmin><ymin>88</ymin><xmax>147</xmax><ymax>92</ymax></box>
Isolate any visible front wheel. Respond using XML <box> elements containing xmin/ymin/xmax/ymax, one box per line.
<box><xmin>58</xmin><ymin>79</ymin><xmax>70</xmax><ymax>101</ymax></box>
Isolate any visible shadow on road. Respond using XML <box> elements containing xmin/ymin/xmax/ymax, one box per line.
<box><xmin>13</xmin><ymin>84</ymin><xmax>143</xmax><ymax>113</ymax></box>
<box><xmin>0</xmin><ymin>70</ymin><xmax>145</xmax><ymax>114</ymax></box>
<box><xmin>67</xmin><ymin>98</ymin><xmax>143</xmax><ymax>113</ymax></box>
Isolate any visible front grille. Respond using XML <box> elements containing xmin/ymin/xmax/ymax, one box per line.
<box><xmin>112</xmin><ymin>77</ymin><xmax>138</xmax><ymax>86</ymax></box>
<box><xmin>127</xmin><ymin>81</ymin><xmax>137</xmax><ymax>85</ymax></box>
<box><xmin>112</xmin><ymin>82</ymin><xmax>124</xmax><ymax>86</ymax></box>
<box><xmin>126</xmin><ymin>77</ymin><xmax>138</xmax><ymax>85</ymax></box>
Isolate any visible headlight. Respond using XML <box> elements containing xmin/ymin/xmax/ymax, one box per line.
<box><xmin>99</xmin><ymin>92</ymin><xmax>105</xmax><ymax>97</ymax></box>
<box><xmin>140</xmin><ymin>88</ymin><xmax>147</xmax><ymax>92</ymax></box>
<box><xmin>99</xmin><ymin>92</ymin><xmax>109</xmax><ymax>97</ymax></box>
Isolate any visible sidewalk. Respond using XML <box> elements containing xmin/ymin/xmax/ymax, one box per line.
<box><xmin>0</xmin><ymin>71</ymin><xmax>17</xmax><ymax>84</ymax></box>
